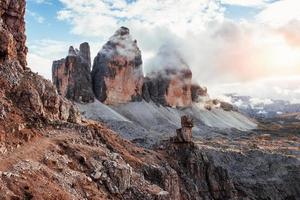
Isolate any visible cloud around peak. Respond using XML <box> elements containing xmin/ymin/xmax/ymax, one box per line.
<box><xmin>27</xmin><ymin>0</ymin><xmax>300</xmax><ymax>102</ymax></box>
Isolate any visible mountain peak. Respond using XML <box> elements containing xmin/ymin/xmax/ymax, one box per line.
<box><xmin>115</xmin><ymin>26</ymin><xmax>130</xmax><ymax>36</ymax></box>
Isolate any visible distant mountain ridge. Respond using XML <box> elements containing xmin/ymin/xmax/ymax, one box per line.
<box><xmin>225</xmin><ymin>93</ymin><xmax>300</xmax><ymax>118</ymax></box>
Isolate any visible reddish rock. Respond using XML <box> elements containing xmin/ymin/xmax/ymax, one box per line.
<box><xmin>13</xmin><ymin>71</ymin><xmax>81</xmax><ymax>123</ymax></box>
<box><xmin>143</xmin><ymin>46</ymin><xmax>193</xmax><ymax>107</ymax></box>
<box><xmin>0</xmin><ymin>0</ymin><xmax>27</xmax><ymax>68</ymax></box>
<box><xmin>91</xmin><ymin>27</ymin><xmax>144</xmax><ymax>105</ymax></box>
<box><xmin>52</xmin><ymin>43</ymin><xmax>94</xmax><ymax>103</ymax></box>
<box><xmin>0</xmin><ymin>0</ymin><xmax>81</xmax><ymax>125</ymax></box>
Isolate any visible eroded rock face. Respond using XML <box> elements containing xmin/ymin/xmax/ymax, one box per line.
<box><xmin>143</xmin><ymin>46</ymin><xmax>193</xmax><ymax>107</ymax></box>
<box><xmin>166</xmin><ymin>143</ymin><xmax>238</xmax><ymax>200</ymax></box>
<box><xmin>91</xmin><ymin>27</ymin><xmax>144</xmax><ymax>105</ymax></box>
<box><xmin>12</xmin><ymin>71</ymin><xmax>81</xmax><ymax>123</ymax></box>
<box><xmin>52</xmin><ymin>43</ymin><xmax>94</xmax><ymax>103</ymax></box>
<box><xmin>0</xmin><ymin>0</ymin><xmax>27</xmax><ymax>68</ymax></box>
<box><xmin>0</xmin><ymin>0</ymin><xmax>81</xmax><ymax>126</ymax></box>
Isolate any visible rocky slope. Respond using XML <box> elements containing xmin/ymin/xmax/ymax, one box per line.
<box><xmin>1</xmin><ymin>1</ymin><xmax>299</xmax><ymax>199</ymax></box>
<box><xmin>91</xmin><ymin>27</ymin><xmax>144</xmax><ymax>105</ymax></box>
<box><xmin>52</xmin><ymin>43</ymin><xmax>94</xmax><ymax>103</ymax></box>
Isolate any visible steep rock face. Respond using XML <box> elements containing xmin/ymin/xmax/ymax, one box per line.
<box><xmin>0</xmin><ymin>0</ymin><xmax>80</xmax><ymax>133</ymax></box>
<box><xmin>12</xmin><ymin>71</ymin><xmax>81</xmax><ymax>123</ymax></box>
<box><xmin>91</xmin><ymin>27</ymin><xmax>144</xmax><ymax>105</ymax></box>
<box><xmin>143</xmin><ymin>46</ymin><xmax>193</xmax><ymax>107</ymax></box>
<box><xmin>0</xmin><ymin>0</ymin><xmax>27</xmax><ymax>68</ymax></box>
<box><xmin>52</xmin><ymin>43</ymin><xmax>94</xmax><ymax>103</ymax></box>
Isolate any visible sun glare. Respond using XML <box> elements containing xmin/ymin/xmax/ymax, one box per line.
<box><xmin>268</xmin><ymin>45</ymin><xmax>298</xmax><ymax>68</ymax></box>
<box><xmin>264</xmin><ymin>36</ymin><xmax>300</xmax><ymax>72</ymax></box>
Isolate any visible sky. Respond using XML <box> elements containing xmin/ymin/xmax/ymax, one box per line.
<box><xmin>25</xmin><ymin>0</ymin><xmax>300</xmax><ymax>102</ymax></box>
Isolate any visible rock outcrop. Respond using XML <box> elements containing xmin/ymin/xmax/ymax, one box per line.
<box><xmin>0</xmin><ymin>0</ymin><xmax>27</xmax><ymax>68</ymax></box>
<box><xmin>51</xmin><ymin>29</ymin><xmax>211</xmax><ymax>108</ymax></box>
<box><xmin>143</xmin><ymin>46</ymin><xmax>193</xmax><ymax>107</ymax></box>
<box><xmin>52</xmin><ymin>43</ymin><xmax>94</xmax><ymax>103</ymax></box>
<box><xmin>166</xmin><ymin>143</ymin><xmax>238</xmax><ymax>200</ymax></box>
<box><xmin>191</xmin><ymin>84</ymin><xmax>208</xmax><ymax>102</ymax></box>
<box><xmin>143</xmin><ymin>69</ymin><xmax>193</xmax><ymax>107</ymax></box>
<box><xmin>12</xmin><ymin>72</ymin><xmax>81</xmax><ymax>123</ymax></box>
<box><xmin>91</xmin><ymin>27</ymin><xmax>144</xmax><ymax>105</ymax></box>
<box><xmin>174</xmin><ymin>115</ymin><xmax>193</xmax><ymax>143</ymax></box>
<box><xmin>0</xmin><ymin>0</ymin><xmax>80</xmax><ymax>124</ymax></box>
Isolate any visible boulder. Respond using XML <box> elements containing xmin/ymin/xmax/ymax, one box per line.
<box><xmin>52</xmin><ymin>42</ymin><xmax>94</xmax><ymax>103</ymax></box>
<box><xmin>220</xmin><ymin>101</ymin><xmax>237</xmax><ymax>111</ymax></box>
<box><xmin>103</xmin><ymin>160</ymin><xmax>132</xmax><ymax>194</ymax></box>
<box><xmin>91</xmin><ymin>27</ymin><xmax>144</xmax><ymax>105</ymax></box>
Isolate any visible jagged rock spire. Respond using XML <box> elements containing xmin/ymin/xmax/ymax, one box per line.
<box><xmin>52</xmin><ymin>42</ymin><xmax>94</xmax><ymax>103</ymax></box>
<box><xmin>91</xmin><ymin>27</ymin><xmax>144</xmax><ymax>105</ymax></box>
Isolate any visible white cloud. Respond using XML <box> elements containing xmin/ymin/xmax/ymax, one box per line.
<box><xmin>221</xmin><ymin>0</ymin><xmax>269</xmax><ymax>7</ymax></box>
<box><xmin>208</xmin><ymin>76</ymin><xmax>300</xmax><ymax>102</ymax></box>
<box><xmin>279</xmin><ymin>20</ymin><xmax>300</xmax><ymax>47</ymax></box>
<box><xmin>28</xmin><ymin>39</ymin><xmax>70</xmax><ymax>59</ymax></box>
<box><xmin>27</xmin><ymin>39</ymin><xmax>70</xmax><ymax>80</ymax></box>
<box><xmin>27</xmin><ymin>10</ymin><xmax>45</xmax><ymax>23</ymax></box>
<box><xmin>256</xmin><ymin>0</ymin><xmax>300</xmax><ymax>27</ymax></box>
<box><xmin>57</xmin><ymin>0</ymin><xmax>224</xmax><ymax>38</ymax></box>
<box><xmin>28</xmin><ymin>53</ymin><xmax>52</xmax><ymax>80</ymax></box>
<box><xmin>29</xmin><ymin>0</ymin><xmax>52</xmax><ymax>5</ymax></box>
<box><xmin>26</xmin><ymin>0</ymin><xmax>300</xmax><ymax>102</ymax></box>
<box><xmin>55</xmin><ymin>0</ymin><xmax>300</xmax><ymax>85</ymax></box>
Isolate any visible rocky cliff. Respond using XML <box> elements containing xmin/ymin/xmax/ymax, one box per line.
<box><xmin>143</xmin><ymin>46</ymin><xmax>194</xmax><ymax>107</ymax></box>
<box><xmin>52</xmin><ymin>43</ymin><xmax>94</xmax><ymax>103</ymax></box>
<box><xmin>0</xmin><ymin>0</ymin><xmax>27</xmax><ymax>68</ymax></box>
<box><xmin>91</xmin><ymin>27</ymin><xmax>144</xmax><ymax>105</ymax></box>
<box><xmin>143</xmin><ymin>68</ymin><xmax>195</xmax><ymax>107</ymax></box>
<box><xmin>0</xmin><ymin>0</ymin><xmax>80</xmax><ymax>123</ymax></box>
<box><xmin>52</xmin><ymin>28</ymin><xmax>209</xmax><ymax>108</ymax></box>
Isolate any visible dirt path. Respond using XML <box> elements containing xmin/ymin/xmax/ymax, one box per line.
<box><xmin>0</xmin><ymin>136</ymin><xmax>52</xmax><ymax>171</ymax></box>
